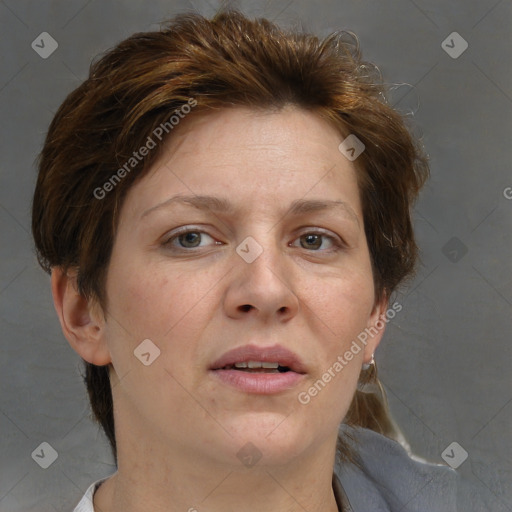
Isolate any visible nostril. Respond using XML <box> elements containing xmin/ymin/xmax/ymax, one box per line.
<box><xmin>240</xmin><ymin>304</ymin><xmax>252</xmax><ymax>312</ymax></box>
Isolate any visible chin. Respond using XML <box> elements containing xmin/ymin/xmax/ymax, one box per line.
<box><xmin>222</xmin><ymin>412</ymin><xmax>312</xmax><ymax>466</ymax></box>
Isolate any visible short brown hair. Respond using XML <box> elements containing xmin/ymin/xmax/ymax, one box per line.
<box><xmin>32</xmin><ymin>8</ymin><xmax>428</xmax><ymax>465</ymax></box>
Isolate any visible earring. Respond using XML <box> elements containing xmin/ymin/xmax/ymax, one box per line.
<box><xmin>358</xmin><ymin>353</ymin><xmax>377</xmax><ymax>393</ymax></box>
<box><xmin>362</xmin><ymin>353</ymin><xmax>375</xmax><ymax>371</ymax></box>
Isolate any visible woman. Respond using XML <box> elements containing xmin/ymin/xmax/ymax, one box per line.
<box><xmin>31</xmin><ymin>8</ymin><xmax>457</xmax><ymax>512</ymax></box>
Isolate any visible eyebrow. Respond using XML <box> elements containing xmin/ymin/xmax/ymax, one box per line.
<box><xmin>140</xmin><ymin>194</ymin><xmax>360</xmax><ymax>226</ymax></box>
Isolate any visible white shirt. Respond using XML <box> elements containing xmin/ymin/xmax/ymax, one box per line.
<box><xmin>73</xmin><ymin>477</ymin><xmax>108</xmax><ymax>512</ymax></box>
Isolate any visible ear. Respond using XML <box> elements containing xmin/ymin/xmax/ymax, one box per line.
<box><xmin>362</xmin><ymin>293</ymin><xmax>390</xmax><ymax>364</ymax></box>
<box><xmin>51</xmin><ymin>267</ymin><xmax>111</xmax><ymax>366</ymax></box>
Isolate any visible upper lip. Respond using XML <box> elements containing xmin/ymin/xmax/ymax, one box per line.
<box><xmin>210</xmin><ymin>344</ymin><xmax>307</xmax><ymax>374</ymax></box>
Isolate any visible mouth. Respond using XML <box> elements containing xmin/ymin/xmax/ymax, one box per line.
<box><xmin>209</xmin><ymin>344</ymin><xmax>307</xmax><ymax>394</ymax></box>
<box><xmin>217</xmin><ymin>361</ymin><xmax>292</xmax><ymax>373</ymax></box>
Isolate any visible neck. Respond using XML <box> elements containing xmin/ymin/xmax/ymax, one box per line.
<box><xmin>94</xmin><ymin>439</ymin><xmax>341</xmax><ymax>512</ymax></box>
<box><xmin>94</xmin><ymin>385</ymin><xmax>345</xmax><ymax>512</ymax></box>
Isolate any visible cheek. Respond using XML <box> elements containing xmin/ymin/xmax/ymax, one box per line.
<box><xmin>106</xmin><ymin>258</ymin><xmax>204</xmax><ymax>335</ymax></box>
<box><xmin>104</xmin><ymin>262</ymin><xmax>214</xmax><ymax>408</ymax></box>
<box><xmin>308</xmin><ymin>266</ymin><xmax>375</xmax><ymax>344</ymax></box>
<box><xmin>307</xmin><ymin>267</ymin><xmax>375</xmax><ymax>408</ymax></box>
<box><xmin>105</xmin><ymin>259</ymin><xmax>222</xmax><ymax>379</ymax></box>
<box><xmin>299</xmin><ymin>278</ymin><xmax>372</xmax><ymax>419</ymax></box>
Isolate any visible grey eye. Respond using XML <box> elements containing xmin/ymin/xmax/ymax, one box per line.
<box><xmin>177</xmin><ymin>232</ymin><xmax>202</xmax><ymax>248</ymax></box>
<box><xmin>300</xmin><ymin>234</ymin><xmax>323</xmax><ymax>250</ymax></box>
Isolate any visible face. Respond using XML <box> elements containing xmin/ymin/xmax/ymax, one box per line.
<box><xmin>101</xmin><ymin>105</ymin><xmax>385</xmax><ymax>467</ymax></box>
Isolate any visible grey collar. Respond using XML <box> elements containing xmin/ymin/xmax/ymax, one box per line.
<box><xmin>332</xmin><ymin>425</ymin><xmax>458</xmax><ymax>512</ymax></box>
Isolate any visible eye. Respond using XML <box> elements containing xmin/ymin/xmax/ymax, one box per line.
<box><xmin>291</xmin><ymin>231</ymin><xmax>341</xmax><ymax>251</ymax></box>
<box><xmin>163</xmin><ymin>229</ymin><xmax>219</xmax><ymax>250</ymax></box>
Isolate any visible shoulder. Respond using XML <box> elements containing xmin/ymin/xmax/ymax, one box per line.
<box><xmin>73</xmin><ymin>476</ymin><xmax>109</xmax><ymax>512</ymax></box>
<box><xmin>334</xmin><ymin>425</ymin><xmax>458</xmax><ymax>512</ymax></box>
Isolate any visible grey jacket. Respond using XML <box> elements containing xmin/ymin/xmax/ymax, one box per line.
<box><xmin>333</xmin><ymin>425</ymin><xmax>458</xmax><ymax>511</ymax></box>
<box><xmin>74</xmin><ymin>426</ymin><xmax>458</xmax><ymax>511</ymax></box>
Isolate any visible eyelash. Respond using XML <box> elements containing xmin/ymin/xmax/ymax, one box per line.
<box><xmin>162</xmin><ymin>227</ymin><xmax>345</xmax><ymax>253</ymax></box>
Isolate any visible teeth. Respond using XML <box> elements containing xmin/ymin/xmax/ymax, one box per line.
<box><xmin>234</xmin><ymin>361</ymin><xmax>279</xmax><ymax>369</ymax></box>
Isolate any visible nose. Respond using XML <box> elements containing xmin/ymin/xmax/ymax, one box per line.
<box><xmin>223</xmin><ymin>236</ymin><xmax>300</xmax><ymax>323</ymax></box>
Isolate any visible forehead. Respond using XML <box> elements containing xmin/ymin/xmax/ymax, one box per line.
<box><xmin>122</xmin><ymin>105</ymin><xmax>362</xmax><ymax>221</ymax></box>
<box><xmin>160</xmin><ymin>105</ymin><xmax>345</xmax><ymax>166</ymax></box>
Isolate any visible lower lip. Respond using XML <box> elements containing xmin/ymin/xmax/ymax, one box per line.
<box><xmin>210</xmin><ymin>369</ymin><xmax>305</xmax><ymax>394</ymax></box>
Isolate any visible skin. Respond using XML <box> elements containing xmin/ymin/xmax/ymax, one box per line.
<box><xmin>52</xmin><ymin>105</ymin><xmax>388</xmax><ymax>512</ymax></box>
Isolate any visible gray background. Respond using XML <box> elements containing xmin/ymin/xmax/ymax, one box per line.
<box><xmin>0</xmin><ymin>0</ymin><xmax>511</xmax><ymax>510</ymax></box>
